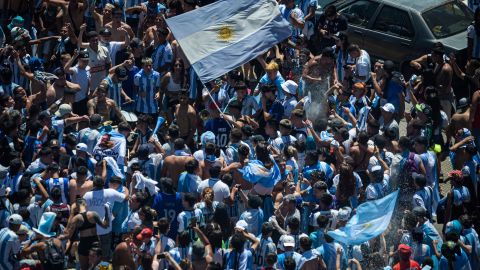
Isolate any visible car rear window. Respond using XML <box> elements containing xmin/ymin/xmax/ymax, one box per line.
<box><xmin>422</xmin><ymin>2</ymin><xmax>473</xmax><ymax>38</ymax></box>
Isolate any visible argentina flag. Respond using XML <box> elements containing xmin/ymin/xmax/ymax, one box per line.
<box><xmin>238</xmin><ymin>160</ymin><xmax>282</xmax><ymax>188</ymax></box>
<box><xmin>327</xmin><ymin>190</ymin><xmax>399</xmax><ymax>245</ymax></box>
<box><xmin>166</xmin><ymin>0</ymin><xmax>291</xmax><ymax>83</ymax></box>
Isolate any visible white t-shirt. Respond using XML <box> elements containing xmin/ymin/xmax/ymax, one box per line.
<box><xmin>70</xmin><ymin>65</ymin><xmax>91</xmax><ymax>102</ymax></box>
<box><xmin>197</xmin><ymin>178</ymin><xmax>230</xmax><ymax>202</ymax></box>
<box><xmin>348</xmin><ymin>49</ymin><xmax>371</xmax><ymax>83</ymax></box>
<box><xmin>83</xmin><ymin>188</ymin><xmax>126</xmax><ymax>235</ymax></box>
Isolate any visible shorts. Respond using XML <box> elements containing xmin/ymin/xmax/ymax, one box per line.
<box><xmin>99</xmin><ymin>233</ymin><xmax>113</xmax><ymax>258</ymax></box>
<box><xmin>78</xmin><ymin>235</ymin><xmax>99</xmax><ymax>256</ymax></box>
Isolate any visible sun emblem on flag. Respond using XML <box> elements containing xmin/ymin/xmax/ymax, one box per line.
<box><xmin>218</xmin><ymin>25</ymin><xmax>234</xmax><ymax>42</ymax></box>
<box><xmin>363</xmin><ymin>223</ymin><xmax>372</xmax><ymax>229</ymax></box>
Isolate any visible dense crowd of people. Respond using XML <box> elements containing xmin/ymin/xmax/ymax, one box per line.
<box><xmin>0</xmin><ymin>0</ymin><xmax>479</xmax><ymax>269</ymax></box>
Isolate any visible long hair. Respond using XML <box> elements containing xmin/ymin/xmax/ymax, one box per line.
<box><xmin>336</xmin><ymin>163</ymin><xmax>356</xmax><ymax>203</ymax></box>
<box><xmin>173</xmin><ymin>58</ymin><xmax>186</xmax><ymax>88</ymax></box>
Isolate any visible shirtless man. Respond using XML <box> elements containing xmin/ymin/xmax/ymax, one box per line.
<box><xmin>47</xmin><ymin>67</ymin><xmax>81</xmax><ymax>106</ymax></box>
<box><xmin>161</xmin><ymin>138</ymin><xmax>193</xmax><ymax>187</ymax></box>
<box><xmin>447</xmin><ymin>98</ymin><xmax>471</xmax><ymax>146</ymax></box>
<box><xmin>174</xmin><ymin>90</ymin><xmax>197</xmax><ymax>148</ymax></box>
<box><xmin>105</xmin><ymin>8</ymin><xmax>135</xmax><ymax>42</ymax></box>
<box><xmin>349</xmin><ymin>131</ymin><xmax>374</xmax><ymax>186</ymax></box>
<box><xmin>71</xmin><ymin>166</ymin><xmax>94</xmax><ymax>199</ymax></box>
<box><xmin>87</xmin><ymin>82</ymin><xmax>126</xmax><ymax>123</ymax></box>
<box><xmin>47</xmin><ymin>0</ymin><xmax>85</xmax><ymax>33</ymax></box>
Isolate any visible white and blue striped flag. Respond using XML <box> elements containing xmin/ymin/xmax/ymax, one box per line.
<box><xmin>166</xmin><ymin>0</ymin><xmax>291</xmax><ymax>83</ymax></box>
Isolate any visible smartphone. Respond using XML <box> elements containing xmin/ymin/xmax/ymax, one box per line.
<box><xmin>157</xmin><ymin>253</ymin><xmax>166</xmax><ymax>259</ymax></box>
<box><xmin>153</xmin><ymin>226</ymin><xmax>159</xmax><ymax>236</ymax></box>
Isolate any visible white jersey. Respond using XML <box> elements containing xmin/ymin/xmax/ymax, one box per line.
<box><xmin>83</xmin><ymin>188</ymin><xmax>126</xmax><ymax>235</ymax></box>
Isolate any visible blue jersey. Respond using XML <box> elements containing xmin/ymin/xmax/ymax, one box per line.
<box><xmin>224</xmin><ymin>249</ymin><xmax>254</xmax><ymax>270</ymax></box>
<box><xmin>204</xmin><ymin>118</ymin><xmax>231</xmax><ymax>148</ymax></box>
<box><xmin>134</xmin><ymin>69</ymin><xmax>161</xmax><ymax>114</ymax></box>
<box><xmin>152</xmin><ymin>192</ymin><xmax>183</xmax><ymax>239</ymax></box>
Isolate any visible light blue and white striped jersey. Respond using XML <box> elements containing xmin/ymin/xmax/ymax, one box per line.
<box><xmin>316</xmin><ymin>242</ymin><xmax>347</xmax><ymax>270</ymax></box>
<box><xmin>177</xmin><ymin>209</ymin><xmax>204</xmax><ymax>240</ymax></box>
<box><xmin>3</xmin><ymin>173</ymin><xmax>23</xmax><ymax>196</ymax></box>
<box><xmin>224</xmin><ymin>249</ymin><xmax>254</xmax><ymax>270</ymax></box>
<box><xmin>152</xmin><ymin>42</ymin><xmax>173</xmax><ymax>74</ymax></box>
<box><xmin>157</xmin><ymin>234</ymin><xmax>176</xmax><ymax>269</ymax></box>
<box><xmin>169</xmin><ymin>246</ymin><xmax>192</xmax><ymax>264</ymax></box>
<box><xmin>52</xmin><ymin>118</ymin><xmax>65</xmax><ymax>145</ymax></box>
<box><xmin>134</xmin><ymin>69</ymin><xmax>161</xmax><ymax>114</ymax></box>
<box><xmin>0</xmin><ymin>227</ymin><xmax>21</xmax><ymax>270</ymax></box>
<box><xmin>254</xmin><ymin>237</ymin><xmax>276</xmax><ymax>269</ymax></box>
<box><xmin>45</xmin><ymin>177</ymin><xmax>70</xmax><ymax>204</ymax></box>
<box><xmin>239</xmin><ymin>209</ymin><xmax>264</xmax><ymax>237</ymax></box>
<box><xmin>10</xmin><ymin>55</ymin><xmax>31</xmax><ymax>92</ymax></box>
<box><xmin>276</xmin><ymin>251</ymin><xmax>301</xmax><ymax>270</ymax></box>
<box><xmin>104</xmin><ymin>76</ymin><xmax>123</xmax><ymax>109</ymax></box>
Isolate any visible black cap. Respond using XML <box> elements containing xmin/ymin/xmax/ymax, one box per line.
<box><xmin>99</xmin><ymin>28</ymin><xmax>112</xmax><ymax>36</ymax></box>
<box><xmin>78</xmin><ymin>50</ymin><xmax>89</xmax><ymax>59</ymax></box>
<box><xmin>241</xmin><ymin>125</ymin><xmax>254</xmax><ymax>136</ymax></box>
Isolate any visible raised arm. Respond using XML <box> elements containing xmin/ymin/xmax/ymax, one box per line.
<box><xmin>78</xmin><ymin>23</ymin><xmax>89</xmax><ymax>49</ymax></box>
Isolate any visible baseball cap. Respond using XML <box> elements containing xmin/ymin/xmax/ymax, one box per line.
<box><xmin>398</xmin><ymin>244</ymin><xmax>412</xmax><ymax>255</ymax></box>
<box><xmin>283</xmin><ymin>235</ymin><xmax>295</xmax><ymax>247</ymax></box>
<box><xmin>78</xmin><ymin>50</ymin><xmax>89</xmax><ymax>59</ymax></box>
<box><xmin>381</xmin><ymin>103</ymin><xmax>395</xmax><ymax>113</ymax></box>
<box><xmin>235</xmin><ymin>220</ymin><xmax>248</xmax><ymax>231</ymax></box>
<box><xmin>76</xmin><ymin>143</ymin><xmax>88</xmax><ymax>152</ymax></box>
<box><xmin>445</xmin><ymin>220</ymin><xmax>462</xmax><ymax>234</ymax></box>
<box><xmin>136</xmin><ymin>228</ymin><xmax>153</xmax><ymax>241</ymax></box>
<box><xmin>200</xmin><ymin>131</ymin><xmax>216</xmax><ymax>145</ymax></box>
<box><xmin>457</xmin><ymin>98</ymin><xmax>469</xmax><ymax>110</ymax></box>
<box><xmin>8</xmin><ymin>214</ymin><xmax>23</xmax><ymax>225</ymax></box>
<box><xmin>368</xmin><ymin>165</ymin><xmax>382</xmax><ymax>174</ymax></box>
<box><xmin>99</xmin><ymin>28</ymin><xmax>112</xmax><ymax>36</ymax></box>
<box><xmin>55</xmin><ymin>104</ymin><xmax>72</xmax><ymax>118</ymax></box>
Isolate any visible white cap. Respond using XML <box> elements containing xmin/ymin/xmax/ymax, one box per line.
<box><xmin>281</xmin><ymin>80</ymin><xmax>298</xmax><ymax>95</ymax></box>
<box><xmin>369</xmin><ymin>165</ymin><xmax>382</xmax><ymax>173</ymax></box>
<box><xmin>381</xmin><ymin>103</ymin><xmax>395</xmax><ymax>113</ymax></box>
<box><xmin>8</xmin><ymin>214</ymin><xmax>23</xmax><ymax>225</ymax></box>
<box><xmin>235</xmin><ymin>220</ymin><xmax>248</xmax><ymax>231</ymax></box>
<box><xmin>282</xmin><ymin>235</ymin><xmax>295</xmax><ymax>247</ymax></box>
<box><xmin>76</xmin><ymin>143</ymin><xmax>88</xmax><ymax>152</ymax></box>
<box><xmin>462</xmin><ymin>166</ymin><xmax>470</xmax><ymax>177</ymax></box>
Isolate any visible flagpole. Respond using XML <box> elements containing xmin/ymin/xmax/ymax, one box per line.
<box><xmin>201</xmin><ymin>81</ymin><xmax>233</xmax><ymax>129</ymax></box>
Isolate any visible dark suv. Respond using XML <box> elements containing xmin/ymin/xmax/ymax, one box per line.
<box><xmin>317</xmin><ymin>0</ymin><xmax>473</xmax><ymax>68</ymax></box>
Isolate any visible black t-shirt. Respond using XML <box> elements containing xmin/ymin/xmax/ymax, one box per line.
<box><xmin>316</xmin><ymin>13</ymin><xmax>348</xmax><ymax>37</ymax></box>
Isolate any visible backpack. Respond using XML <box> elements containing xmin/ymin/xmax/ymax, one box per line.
<box><xmin>44</xmin><ymin>238</ymin><xmax>64</xmax><ymax>266</ymax></box>
<box><xmin>398</xmin><ymin>152</ymin><xmax>420</xmax><ymax>201</ymax></box>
